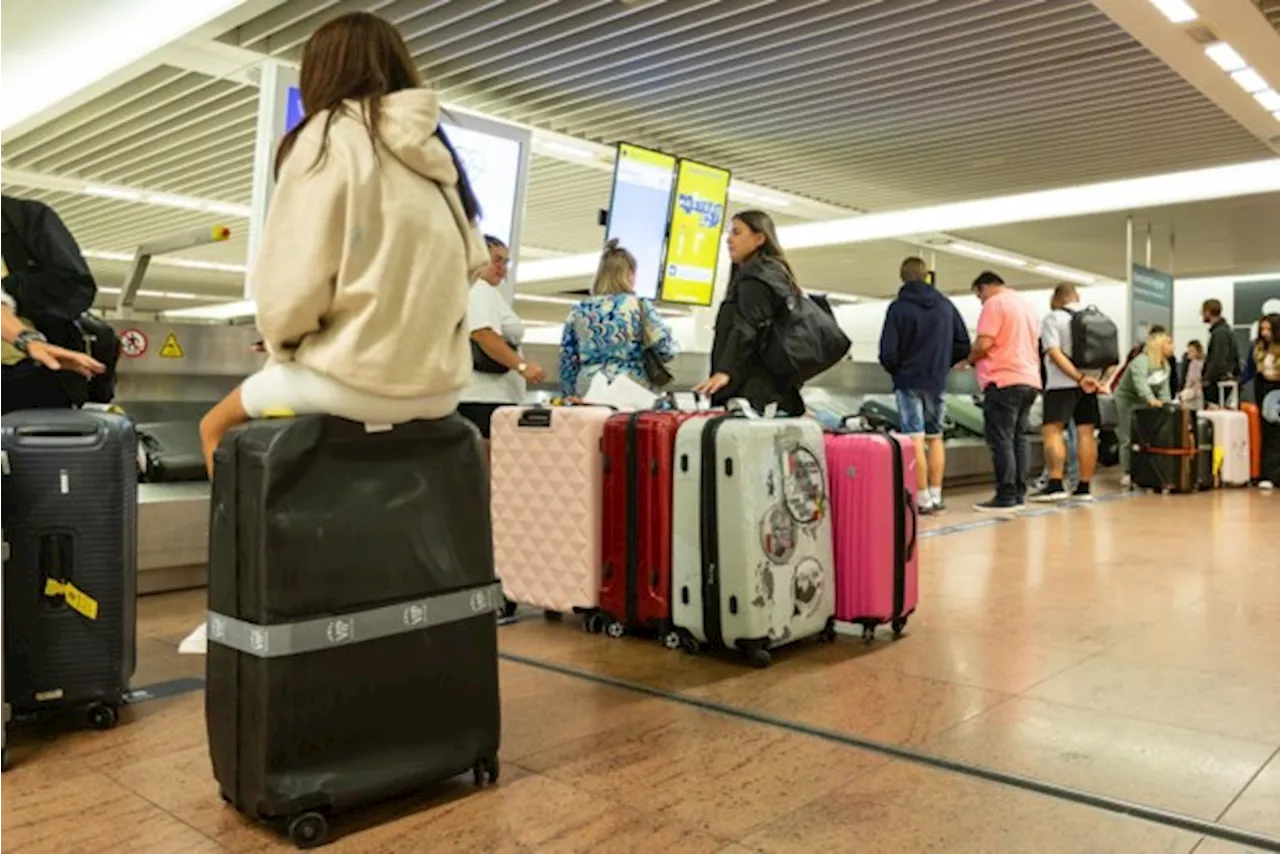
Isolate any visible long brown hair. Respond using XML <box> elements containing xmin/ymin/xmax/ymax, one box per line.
<box><xmin>274</xmin><ymin>12</ymin><xmax>480</xmax><ymax>221</ymax></box>
<box><xmin>733</xmin><ymin>210</ymin><xmax>796</xmax><ymax>287</ymax></box>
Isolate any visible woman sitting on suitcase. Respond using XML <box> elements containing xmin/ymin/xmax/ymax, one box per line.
<box><xmin>198</xmin><ymin>12</ymin><xmax>488</xmax><ymax>475</ymax></box>
<box><xmin>1113</xmin><ymin>327</ymin><xmax>1174</xmax><ymax>486</ymax></box>
<box><xmin>692</xmin><ymin>210</ymin><xmax>805</xmax><ymax>415</ymax></box>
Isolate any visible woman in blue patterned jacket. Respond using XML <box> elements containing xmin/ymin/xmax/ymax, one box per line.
<box><xmin>559</xmin><ymin>240</ymin><xmax>676</xmax><ymax>398</ymax></box>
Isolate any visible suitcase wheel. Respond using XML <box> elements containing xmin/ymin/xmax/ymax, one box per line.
<box><xmin>819</xmin><ymin>622</ymin><xmax>838</xmax><ymax>644</ymax></box>
<box><xmin>677</xmin><ymin>630</ymin><xmax>701</xmax><ymax>655</ymax></box>
<box><xmin>861</xmin><ymin>624</ymin><xmax>876</xmax><ymax>645</ymax></box>
<box><xmin>286</xmin><ymin>811</ymin><xmax>329</xmax><ymax>849</ymax></box>
<box><xmin>660</xmin><ymin>630</ymin><xmax>682</xmax><ymax>651</ymax></box>
<box><xmin>584</xmin><ymin>613</ymin><xmax>607</xmax><ymax>634</ymax></box>
<box><xmin>743</xmin><ymin>642</ymin><xmax>772</xmax><ymax>669</ymax></box>
<box><xmin>86</xmin><ymin>703</ymin><xmax>118</xmax><ymax>731</ymax></box>
<box><xmin>543</xmin><ymin>610</ymin><xmax>563</xmax><ymax>622</ymax></box>
<box><xmin>891</xmin><ymin>617</ymin><xmax>908</xmax><ymax>639</ymax></box>
<box><xmin>472</xmin><ymin>754</ymin><xmax>500</xmax><ymax>787</ymax></box>
<box><xmin>501</xmin><ymin>598</ymin><xmax>518</xmax><ymax>619</ymax></box>
<box><xmin>605</xmin><ymin>620</ymin><xmax>625</xmax><ymax>639</ymax></box>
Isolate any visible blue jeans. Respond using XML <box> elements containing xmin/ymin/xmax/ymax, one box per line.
<box><xmin>895</xmin><ymin>389</ymin><xmax>947</xmax><ymax>437</ymax></box>
<box><xmin>983</xmin><ymin>384</ymin><xmax>1039</xmax><ymax>503</ymax></box>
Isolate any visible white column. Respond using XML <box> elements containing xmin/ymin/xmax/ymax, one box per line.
<box><xmin>245</xmin><ymin>60</ymin><xmax>299</xmax><ymax>298</ymax></box>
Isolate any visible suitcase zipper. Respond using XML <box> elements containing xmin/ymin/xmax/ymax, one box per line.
<box><xmin>625</xmin><ymin>413</ymin><xmax>641</xmax><ymax>629</ymax></box>
<box><xmin>700</xmin><ymin>415</ymin><xmax>733</xmax><ymax>649</ymax></box>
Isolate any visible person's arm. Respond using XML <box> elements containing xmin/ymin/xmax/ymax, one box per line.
<box><xmin>253</xmin><ymin>131</ymin><xmax>346</xmax><ymax>359</ymax></box>
<box><xmin>1040</xmin><ymin>313</ymin><xmax>1086</xmax><ymax>385</ymax></box>
<box><xmin>558</xmin><ymin>314</ymin><xmax>581</xmax><ymax>397</ymax></box>
<box><xmin>878</xmin><ymin>303</ymin><xmax>899</xmax><ymax>375</ymax></box>
<box><xmin>2</xmin><ymin>300</ymin><xmax>103</xmax><ymax>376</ymax></box>
<box><xmin>1241</xmin><ymin>347</ymin><xmax>1257</xmax><ymax>384</ymax></box>
<box><xmin>1</xmin><ymin>299</ymin><xmax>26</xmax><ymax>343</ymax></box>
<box><xmin>967</xmin><ymin>302</ymin><xmax>1000</xmax><ymax>366</ymax></box>
<box><xmin>1127</xmin><ymin>356</ymin><xmax>1160</xmax><ymax>406</ymax></box>
<box><xmin>711</xmin><ymin>274</ymin><xmax>778</xmax><ymax>381</ymax></box>
<box><xmin>641</xmin><ymin>298</ymin><xmax>677</xmax><ymax>362</ymax></box>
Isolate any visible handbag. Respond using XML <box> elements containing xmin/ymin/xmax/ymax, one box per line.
<box><xmin>636</xmin><ymin>298</ymin><xmax>673</xmax><ymax>388</ymax></box>
<box><xmin>471</xmin><ymin>338</ymin><xmax>512</xmax><ymax>375</ymax></box>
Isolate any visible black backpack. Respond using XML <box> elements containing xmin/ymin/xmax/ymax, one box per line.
<box><xmin>1067</xmin><ymin>305</ymin><xmax>1120</xmax><ymax>370</ymax></box>
<box><xmin>759</xmin><ymin>290</ymin><xmax>852</xmax><ymax>386</ymax></box>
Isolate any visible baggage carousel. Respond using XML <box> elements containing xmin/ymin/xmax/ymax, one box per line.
<box><xmin>122</xmin><ymin>325</ymin><xmax>1040</xmax><ymax>593</ymax></box>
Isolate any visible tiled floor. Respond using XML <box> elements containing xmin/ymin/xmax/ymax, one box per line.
<box><xmin>3</xmin><ymin>481</ymin><xmax>1279</xmax><ymax>852</ymax></box>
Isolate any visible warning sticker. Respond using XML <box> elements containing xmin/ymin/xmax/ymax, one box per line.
<box><xmin>119</xmin><ymin>328</ymin><xmax>148</xmax><ymax>358</ymax></box>
<box><xmin>159</xmin><ymin>331</ymin><xmax>185</xmax><ymax>359</ymax></box>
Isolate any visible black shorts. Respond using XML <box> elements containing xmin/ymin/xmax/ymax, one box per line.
<box><xmin>457</xmin><ymin>402</ymin><xmax>505</xmax><ymax>439</ymax></box>
<box><xmin>1042</xmin><ymin>387</ymin><xmax>1100</xmax><ymax>426</ymax></box>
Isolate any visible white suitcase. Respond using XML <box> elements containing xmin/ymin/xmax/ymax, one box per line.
<box><xmin>490</xmin><ymin>405</ymin><xmax>611</xmax><ymax>619</ymax></box>
<box><xmin>1199</xmin><ymin>383</ymin><xmax>1251</xmax><ymax>487</ymax></box>
<box><xmin>672</xmin><ymin>414</ymin><xmax>836</xmax><ymax>667</ymax></box>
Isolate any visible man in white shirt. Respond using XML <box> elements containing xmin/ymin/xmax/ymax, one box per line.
<box><xmin>1033</xmin><ymin>283</ymin><xmax>1103</xmax><ymax>502</ymax></box>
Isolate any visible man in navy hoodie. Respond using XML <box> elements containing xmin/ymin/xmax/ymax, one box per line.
<box><xmin>879</xmin><ymin>258</ymin><xmax>972</xmax><ymax>513</ymax></box>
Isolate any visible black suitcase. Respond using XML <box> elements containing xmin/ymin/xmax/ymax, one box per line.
<box><xmin>1195</xmin><ymin>418</ymin><xmax>1215</xmax><ymax>491</ymax></box>
<box><xmin>205</xmin><ymin>415</ymin><xmax>501</xmax><ymax>849</ymax></box>
<box><xmin>1131</xmin><ymin>405</ymin><xmax>1201</xmax><ymax>494</ymax></box>
<box><xmin>0</xmin><ymin>410</ymin><xmax>137</xmax><ymax>730</ymax></box>
<box><xmin>137</xmin><ymin>420</ymin><xmax>207</xmax><ymax>482</ymax></box>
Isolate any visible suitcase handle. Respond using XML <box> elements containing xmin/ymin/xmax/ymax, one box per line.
<box><xmin>11</xmin><ymin>423</ymin><xmax>103</xmax><ymax>447</ymax></box>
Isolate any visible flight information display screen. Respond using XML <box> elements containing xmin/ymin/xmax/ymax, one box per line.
<box><xmin>605</xmin><ymin>143</ymin><xmax>678</xmax><ymax>300</ymax></box>
<box><xmin>660</xmin><ymin>158</ymin><xmax>731</xmax><ymax>307</ymax></box>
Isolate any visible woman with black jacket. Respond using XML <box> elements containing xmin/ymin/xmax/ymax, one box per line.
<box><xmin>693</xmin><ymin>210</ymin><xmax>805</xmax><ymax>415</ymax></box>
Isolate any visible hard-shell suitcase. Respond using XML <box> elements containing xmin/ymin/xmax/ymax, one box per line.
<box><xmin>598</xmin><ymin>410</ymin><xmax>706</xmax><ymax>644</ymax></box>
<box><xmin>1198</xmin><ymin>411</ymin><xmax>1250</xmax><ymax>487</ymax></box>
<box><xmin>206</xmin><ymin>415</ymin><xmax>501</xmax><ymax>848</ymax></box>
<box><xmin>1195</xmin><ymin>418</ymin><xmax>1216</xmax><ymax>491</ymax></box>
<box><xmin>1131</xmin><ymin>406</ymin><xmax>1200</xmax><ymax>493</ymax></box>
<box><xmin>857</xmin><ymin>395</ymin><xmax>900</xmax><ymax>431</ymax></box>
<box><xmin>672</xmin><ymin>414</ymin><xmax>836</xmax><ymax>667</ymax></box>
<box><xmin>824</xmin><ymin>430</ymin><xmax>919</xmax><ymax>641</ymax></box>
<box><xmin>943</xmin><ymin>394</ymin><xmax>984</xmax><ymax>438</ymax></box>
<box><xmin>490</xmin><ymin>404</ymin><xmax>611</xmax><ymax>617</ymax></box>
<box><xmin>137</xmin><ymin>420</ymin><xmax>207</xmax><ymax>482</ymax></box>
<box><xmin>0</xmin><ymin>410</ymin><xmax>136</xmax><ymax>730</ymax></box>
<box><xmin>1241</xmin><ymin>402</ymin><xmax>1262</xmax><ymax>481</ymax></box>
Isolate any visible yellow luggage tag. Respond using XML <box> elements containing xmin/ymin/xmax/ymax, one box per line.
<box><xmin>261</xmin><ymin>407</ymin><xmax>295</xmax><ymax>419</ymax></box>
<box><xmin>44</xmin><ymin>578</ymin><xmax>100</xmax><ymax>620</ymax></box>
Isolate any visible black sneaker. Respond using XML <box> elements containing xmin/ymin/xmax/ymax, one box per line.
<box><xmin>1030</xmin><ymin>480</ymin><xmax>1069</xmax><ymax>503</ymax></box>
<box><xmin>1072</xmin><ymin>483</ymin><xmax>1093</xmax><ymax>502</ymax></box>
<box><xmin>974</xmin><ymin>498</ymin><xmax>1024</xmax><ymax>512</ymax></box>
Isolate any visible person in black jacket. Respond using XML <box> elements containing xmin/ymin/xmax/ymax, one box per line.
<box><xmin>878</xmin><ymin>257</ymin><xmax>970</xmax><ymax>513</ymax></box>
<box><xmin>1201</xmin><ymin>299</ymin><xmax>1240</xmax><ymax>407</ymax></box>
<box><xmin>693</xmin><ymin>210</ymin><xmax>806</xmax><ymax>415</ymax></box>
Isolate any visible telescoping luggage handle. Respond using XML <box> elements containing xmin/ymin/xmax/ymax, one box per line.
<box><xmin>1218</xmin><ymin>381</ymin><xmax>1240</xmax><ymax>411</ymax></box>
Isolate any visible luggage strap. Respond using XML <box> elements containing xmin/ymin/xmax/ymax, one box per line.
<box><xmin>206</xmin><ymin>581</ymin><xmax>503</xmax><ymax>658</ymax></box>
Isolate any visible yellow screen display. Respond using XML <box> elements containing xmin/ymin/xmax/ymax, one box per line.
<box><xmin>659</xmin><ymin>159</ymin><xmax>731</xmax><ymax>306</ymax></box>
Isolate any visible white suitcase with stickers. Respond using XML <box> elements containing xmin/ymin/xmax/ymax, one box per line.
<box><xmin>671</xmin><ymin>412</ymin><xmax>836</xmax><ymax>667</ymax></box>
<box><xmin>1198</xmin><ymin>382</ymin><xmax>1251</xmax><ymax>487</ymax></box>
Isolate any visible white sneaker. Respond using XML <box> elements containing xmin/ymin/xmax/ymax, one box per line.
<box><xmin>1259</xmin><ymin>480</ymin><xmax>1274</xmax><ymax>490</ymax></box>
<box><xmin>1120</xmin><ymin>475</ymin><xmax>1132</xmax><ymax>489</ymax></box>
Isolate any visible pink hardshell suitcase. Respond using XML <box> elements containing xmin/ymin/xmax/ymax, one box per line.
<box><xmin>1198</xmin><ymin>382</ymin><xmax>1251</xmax><ymax>487</ymax></box>
<box><xmin>490</xmin><ymin>404</ymin><xmax>611</xmax><ymax>618</ymax></box>
<box><xmin>824</xmin><ymin>429</ymin><xmax>920</xmax><ymax>641</ymax></box>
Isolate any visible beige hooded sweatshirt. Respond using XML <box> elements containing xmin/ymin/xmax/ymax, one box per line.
<box><xmin>253</xmin><ymin>89</ymin><xmax>488</xmax><ymax>398</ymax></box>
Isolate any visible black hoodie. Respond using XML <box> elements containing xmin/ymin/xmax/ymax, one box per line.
<box><xmin>878</xmin><ymin>280</ymin><xmax>971</xmax><ymax>395</ymax></box>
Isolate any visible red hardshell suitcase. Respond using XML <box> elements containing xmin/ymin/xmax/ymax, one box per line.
<box><xmin>824</xmin><ymin>429</ymin><xmax>919</xmax><ymax>641</ymax></box>
<box><xmin>598</xmin><ymin>411</ymin><xmax>706</xmax><ymax>646</ymax></box>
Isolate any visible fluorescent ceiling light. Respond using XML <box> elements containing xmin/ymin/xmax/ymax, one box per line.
<box><xmin>537</xmin><ymin>140</ymin><xmax>600</xmax><ymax>161</ymax></box>
<box><xmin>779</xmin><ymin>159</ymin><xmax>1280</xmax><ymax>252</ymax></box>
<box><xmin>1204</xmin><ymin>42</ymin><xmax>1247</xmax><ymax>73</ymax></box>
<box><xmin>1035</xmin><ymin>264</ymin><xmax>1097</xmax><ymax>285</ymax></box>
<box><xmin>949</xmin><ymin>243</ymin><xmax>1028</xmax><ymax>267</ymax></box>
<box><xmin>1231</xmin><ymin>68</ymin><xmax>1269</xmax><ymax>94</ymax></box>
<box><xmin>84</xmin><ymin>185</ymin><xmax>142</xmax><ymax>203</ymax></box>
<box><xmin>0</xmin><ymin>0</ymin><xmax>250</xmax><ymax>133</ymax></box>
<box><xmin>1148</xmin><ymin>0</ymin><xmax>1197</xmax><ymax>24</ymax></box>
<box><xmin>1255</xmin><ymin>90</ymin><xmax>1280</xmax><ymax>112</ymax></box>
<box><xmin>83</xmin><ymin>249</ymin><xmax>246</xmax><ymax>274</ymax></box>
<box><xmin>731</xmin><ymin>185</ymin><xmax>793</xmax><ymax>208</ymax></box>
<box><xmin>513</xmin><ymin>293</ymin><xmax>579</xmax><ymax>306</ymax></box>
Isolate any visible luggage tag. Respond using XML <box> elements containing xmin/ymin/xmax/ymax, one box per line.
<box><xmin>43</xmin><ymin>578</ymin><xmax>99</xmax><ymax>620</ymax></box>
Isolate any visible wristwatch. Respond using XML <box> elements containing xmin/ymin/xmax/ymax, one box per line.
<box><xmin>516</xmin><ymin>362</ymin><xmax>528</xmax><ymax>376</ymax></box>
<box><xmin>12</xmin><ymin>329</ymin><xmax>47</xmax><ymax>354</ymax></box>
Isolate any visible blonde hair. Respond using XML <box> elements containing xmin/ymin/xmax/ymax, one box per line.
<box><xmin>592</xmin><ymin>240</ymin><xmax>637</xmax><ymax>296</ymax></box>
<box><xmin>1144</xmin><ymin>329</ymin><xmax>1171</xmax><ymax>369</ymax></box>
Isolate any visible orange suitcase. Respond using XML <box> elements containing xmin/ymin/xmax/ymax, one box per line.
<box><xmin>1242</xmin><ymin>402</ymin><xmax>1262</xmax><ymax>481</ymax></box>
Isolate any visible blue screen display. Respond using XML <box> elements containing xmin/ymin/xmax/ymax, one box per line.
<box><xmin>606</xmin><ymin>144</ymin><xmax>677</xmax><ymax>301</ymax></box>
<box><xmin>284</xmin><ymin>86</ymin><xmax>305</xmax><ymax>133</ymax></box>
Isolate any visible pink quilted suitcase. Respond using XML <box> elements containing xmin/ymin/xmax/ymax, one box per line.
<box><xmin>824</xmin><ymin>430</ymin><xmax>920</xmax><ymax>641</ymax></box>
<box><xmin>490</xmin><ymin>405</ymin><xmax>611</xmax><ymax>617</ymax></box>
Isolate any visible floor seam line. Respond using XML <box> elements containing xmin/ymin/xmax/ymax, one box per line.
<box><xmin>498</xmin><ymin>650</ymin><xmax>1280</xmax><ymax>852</ymax></box>
<box><xmin>1212</xmin><ymin>743</ymin><xmax>1280</xmax><ymax>825</ymax></box>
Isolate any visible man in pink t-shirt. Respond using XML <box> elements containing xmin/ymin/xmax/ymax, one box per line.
<box><xmin>966</xmin><ymin>272</ymin><xmax>1042</xmax><ymax>511</ymax></box>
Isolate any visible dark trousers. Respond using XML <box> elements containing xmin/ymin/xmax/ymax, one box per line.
<box><xmin>982</xmin><ymin>384</ymin><xmax>1039</xmax><ymax>503</ymax></box>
